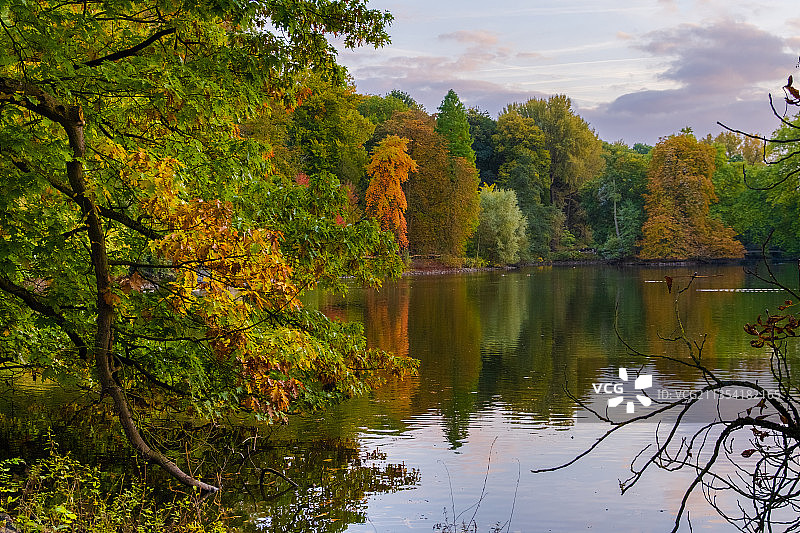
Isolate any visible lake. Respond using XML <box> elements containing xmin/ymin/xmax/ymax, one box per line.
<box><xmin>2</xmin><ymin>263</ymin><xmax>798</xmax><ymax>532</ymax></box>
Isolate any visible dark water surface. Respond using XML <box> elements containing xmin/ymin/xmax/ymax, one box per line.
<box><xmin>3</xmin><ymin>264</ymin><xmax>799</xmax><ymax>532</ymax></box>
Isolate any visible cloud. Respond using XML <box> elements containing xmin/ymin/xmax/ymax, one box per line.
<box><xmin>636</xmin><ymin>20</ymin><xmax>791</xmax><ymax>90</ymax></box>
<box><xmin>515</xmin><ymin>51</ymin><xmax>543</xmax><ymax>60</ymax></box>
<box><xmin>438</xmin><ymin>30</ymin><xmax>498</xmax><ymax>47</ymax></box>
<box><xmin>341</xmin><ymin>28</ymin><xmax>532</xmax><ymax>112</ymax></box>
<box><xmin>786</xmin><ymin>17</ymin><xmax>800</xmax><ymax>30</ymax></box>
<box><xmin>582</xmin><ymin>20</ymin><xmax>797</xmax><ymax>143</ymax></box>
<box><xmin>343</xmin><ymin>49</ymin><xmax>547</xmax><ymax>113</ymax></box>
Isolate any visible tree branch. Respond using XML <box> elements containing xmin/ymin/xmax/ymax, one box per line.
<box><xmin>98</xmin><ymin>206</ymin><xmax>163</xmax><ymax>240</ymax></box>
<box><xmin>0</xmin><ymin>275</ymin><xmax>88</xmax><ymax>360</ymax></box>
<box><xmin>83</xmin><ymin>27</ymin><xmax>176</xmax><ymax>68</ymax></box>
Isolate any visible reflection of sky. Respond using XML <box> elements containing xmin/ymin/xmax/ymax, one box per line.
<box><xmin>349</xmin><ymin>412</ymin><xmax>736</xmax><ymax>532</ymax></box>
<box><xmin>333</xmin><ymin>0</ymin><xmax>800</xmax><ymax>144</ymax></box>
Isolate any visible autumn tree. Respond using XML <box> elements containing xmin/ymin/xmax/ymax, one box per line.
<box><xmin>507</xmin><ymin>95</ymin><xmax>604</xmax><ymax>241</ymax></box>
<box><xmin>435</xmin><ymin>89</ymin><xmax>476</xmax><ymax>167</ymax></box>
<box><xmin>365</xmin><ymin>136</ymin><xmax>418</xmax><ymax>250</ymax></box>
<box><xmin>0</xmin><ymin>0</ymin><xmax>416</xmax><ymax>495</ymax></box>
<box><xmin>374</xmin><ymin>109</ymin><xmax>480</xmax><ymax>257</ymax></box>
<box><xmin>639</xmin><ymin>134</ymin><xmax>745</xmax><ymax>259</ymax></box>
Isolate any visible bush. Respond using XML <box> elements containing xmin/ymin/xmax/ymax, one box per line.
<box><xmin>0</xmin><ymin>438</ymin><xmax>230</xmax><ymax>533</ymax></box>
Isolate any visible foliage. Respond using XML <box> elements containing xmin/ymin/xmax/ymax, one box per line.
<box><xmin>639</xmin><ymin>135</ymin><xmax>745</xmax><ymax>259</ymax></box>
<box><xmin>505</xmin><ymin>95</ymin><xmax>604</xmax><ymax>241</ymax></box>
<box><xmin>701</xmin><ymin>131</ymin><xmax>764</xmax><ymax>165</ymax></box>
<box><xmin>473</xmin><ymin>185</ymin><xmax>528</xmax><ymax>265</ymax></box>
<box><xmin>0</xmin><ymin>0</ymin><xmax>417</xmax><ymax>492</ymax></box>
<box><xmin>358</xmin><ymin>94</ymin><xmax>410</xmax><ymax>125</ymax></box>
<box><xmin>492</xmin><ymin>110</ymin><xmax>555</xmax><ymax>255</ymax></box>
<box><xmin>0</xmin><ymin>441</ymin><xmax>228</xmax><ymax>532</ymax></box>
<box><xmin>581</xmin><ymin>141</ymin><xmax>649</xmax><ymax>259</ymax></box>
<box><xmin>750</xmin><ymin>114</ymin><xmax>800</xmax><ymax>255</ymax></box>
<box><xmin>435</xmin><ymin>90</ymin><xmax>477</xmax><ymax>167</ymax></box>
<box><xmin>374</xmin><ymin>109</ymin><xmax>480</xmax><ymax>257</ymax></box>
<box><xmin>284</xmin><ymin>75</ymin><xmax>376</xmax><ymax>190</ymax></box>
<box><xmin>387</xmin><ymin>90</ymin><xmax>424</xmax><ymax>111</ymax></box>
<box><xmin>706</xmin><ymin>145</ymin><xmax>773</xmax><ymax>250</ymax></box>
<box><xmin>466</xmin><ymin>108</ymin><xmax>500</xmax><ymax>185</ymax></box>
<box><xmin>365</xmin><ymin>135</ymin><xmax>418</xmax><ymax>250</ymax></box>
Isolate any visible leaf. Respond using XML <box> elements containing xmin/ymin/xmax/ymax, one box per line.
<box><xmin>741</xmin><ymin>449</ymin><xmax>757</xmax><ymax>458</ymax></box>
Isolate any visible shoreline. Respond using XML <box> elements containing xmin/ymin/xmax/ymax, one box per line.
<box><xmin>401</xmin><ymin>256</ymin><xmax>796</xmax><ymax>277</ymax></box>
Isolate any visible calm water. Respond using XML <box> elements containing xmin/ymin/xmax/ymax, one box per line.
<box><xmin>3</xmin><ymin>264</ymin><xmax>799</xmax><ymax>532</ymax></box>
<box><xmin>294</xmin><ymin>263</ymin><xmax>800</xmax><ymax>532</ymax></box>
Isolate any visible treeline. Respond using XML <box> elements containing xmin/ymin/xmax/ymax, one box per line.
<box><xmin>254</xmin><ymin>75</ymin><xmax>798</xmax><ymax>265</ymax></box>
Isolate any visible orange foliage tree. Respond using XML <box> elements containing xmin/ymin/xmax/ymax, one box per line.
<box><xmin>639</xmin><ymin>134</ymin><xmax>744</xmax><ymax>259</ymax></box>
<box><xmin>365</xmin><ymin>135</ymin><xmax>418</xmax><ymax>250</ymax></box>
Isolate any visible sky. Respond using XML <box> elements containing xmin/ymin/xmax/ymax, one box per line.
<box><xmin>333</xmin><ymin>0</ymin><xmax>800</xmax><ymax>145</ymax></box>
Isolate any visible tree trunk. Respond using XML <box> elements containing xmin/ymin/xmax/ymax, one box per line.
<box><xmin>62</xmin><ymin>105</ymin><xmax>219</xmax><ymax>495</ymax></box>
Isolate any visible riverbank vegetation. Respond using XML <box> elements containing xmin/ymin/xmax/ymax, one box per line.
<box><xmin>0</xmin><ymin>0</ymin><xmax>418</xmax><ymax>504</ymax></box>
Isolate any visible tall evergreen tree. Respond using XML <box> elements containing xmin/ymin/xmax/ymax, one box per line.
<box><xmin>435</xmin><ymin>89</ymin><xmax>477</xmax><ymax>167</ymax></box>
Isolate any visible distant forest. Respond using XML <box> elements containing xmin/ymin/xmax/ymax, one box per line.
<box><xmin>253</xmin><ymin>76</ymin><xmax>796</xmax><ymax>264</ymax></box>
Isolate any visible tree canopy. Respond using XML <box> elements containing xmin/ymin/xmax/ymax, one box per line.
<box><xmin>639</xmin><ymin>135</ymin><xmax>744</xmax><ymax>260</ymax></box>
<box><xmin>0</xmin><ymin>0</ymin><xmax>417</xmax><ymax>493</ymax></box>
<box><xmin>374</xmin><ymin>109</ymin><xmax>479</xmax><ymax>257</ymax></box>
<box><xmin>435</xmin><ymin>89</ymin><xmax>476</xmax><ymax>167</ymax></box>
<box><xmin>365</xmin><ymin>135</ymin><xmax>418</xmax><ymax>250</ymax></box>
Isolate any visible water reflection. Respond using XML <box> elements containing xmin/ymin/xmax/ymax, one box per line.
<box><xmin>311</xmin><ymin>264</ymin><xmax>800</xmax><ymax>532</ymax></box>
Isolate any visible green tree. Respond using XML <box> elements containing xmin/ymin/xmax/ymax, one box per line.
<box><xmin>286</xmin><ymin>75</ymin><xmax>376</xmax><ymax>190</ymax></box>
<box><xmin>0</xmin><ymin>0</ymin><xmax>415</xmax><ymax>493</ymax></box>
<box><xmin>507</xmin><ymin>95</ymin><xmax>604</xmax><ymax>241</ymax></box>
<box><xmin>388</xmin><ymin>90</ymin><xmax>423</xmax><ymax>111</ymax></box>
<box><xmin>435</xmin><ymin>89</ymin><xmax>476</xmax><ymax>167</ymax></box>
<box><xmin>467</xmin><ymin>107</ymin><xmax>500</xmax><ymax>185</ymax></box>
<box><xmin>582</xmin><ymin>142</ymin><xmax>649</xmax><ymax>258</ymax></box>
<box><xmin>493</xmin><ymin>110</ymin><xmax>554</xmax><ymax>255</ymax></box>
<box><xmin>749</xmin><ymin>115</ymin><xmax>800</xmax><ymax>254</ymax></box>
<box><xmin>358</xmin><ymin>94</ymin><xmax>410</xmax><ymax>125</ymax></box>
<box><xmin>639</xmin><ymin>135</ymin><xmax>745</xmax><ymax>259</ymax></box>
<box><xmin>473</xmin><ymin>185</ymin><xmax>528</xmax><ymax>265</ymax></box>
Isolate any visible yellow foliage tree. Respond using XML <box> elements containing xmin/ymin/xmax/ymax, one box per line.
<box><xmin>639</xmin><ymin>134</ymin><xmax>744</xmax><ymax>259</ymax></box>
